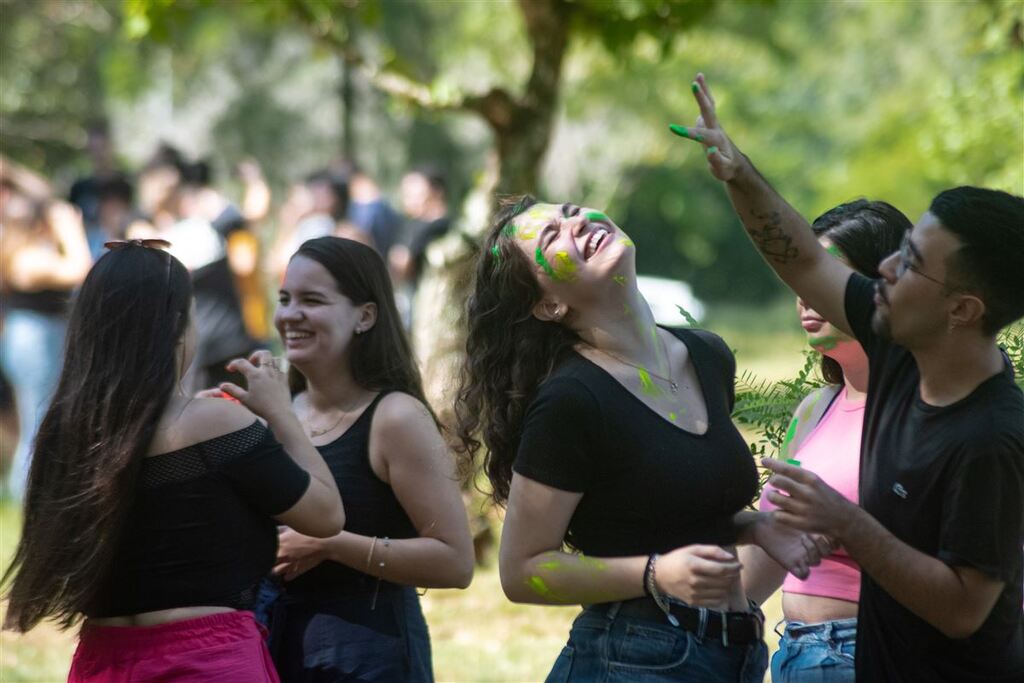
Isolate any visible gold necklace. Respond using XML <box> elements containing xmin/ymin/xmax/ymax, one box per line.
<box><xmin>591</xmin><ymin>337</ymin><xmax>678</xmax><ymax>393</ymax></box>
<box><xmin>306</xmin><ymin>408</ymin><xmax>348</xmax><ymax>437</ymax></box>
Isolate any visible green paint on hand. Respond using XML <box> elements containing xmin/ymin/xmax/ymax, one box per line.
<box><xmin>706</xmin><ymin>146</ymin><xmax>719</xmax><ymax>157</ymax></box>
<box><xmin>691</xmin><ymin>81</ymin><xmax>700</xmax><ymax>94</ymax></box>
<box><xmin>527</xmin><ymin>575</ymin><xmax>553</xmax><ymax>598</ymax></box>
<box><xmin>669</xmin><ymin>124</ymin><xmax>690</xmax><ymax>139</ymax></box>
<box><xmin>585</xmin><ymin>211</ymin><xmax>608</xmax><ymax>222</ymax></box>
<box><xmin>535</xmin><ymin>247</ymin><xmax>556</xmax><ymax>278</ymax></box>
<box><xmin>809</xmin><ymin>335</ymin><xmax>840</xmax><ymax>351</ymax></box>
<box><xmin>619</xmin><ymin>237</ymin><xmax>635</xmax><ymax>248</ymax></box>
<box><xmin>613</xmin><ymin>275</ymin><xmax>627</xmax><ymax>286</ymax></box>
<box><xmin>786</xmin><ymin>458</ymin><xmax>802</xmax><ymax>467</ymax></box>
<box><xmin>638</xmin><ymin>368</ymin><xmax>662</xmax><ymax>397</ymax></box>
<box><xmin>553</xmin><ymin>251</ymin><xmax>577</xmax><ymax>281</ymax></box>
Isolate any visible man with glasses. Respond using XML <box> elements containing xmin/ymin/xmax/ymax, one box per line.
<box><xmin>676</xmin><ymin>74</ymin><xmax>1024</xmax><ymax>682</ymax></box>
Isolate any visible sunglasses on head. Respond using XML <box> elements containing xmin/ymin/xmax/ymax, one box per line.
<box><xmin>103</xmin><ymin>238</ymin><xmax>172</xmax><ymax>251</ymax></box>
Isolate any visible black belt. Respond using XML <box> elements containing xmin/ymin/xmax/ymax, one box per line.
<box><xmin>586</xmin><ymin>598</ymin><xmax>764</xmax><ymax>647</ymax></box>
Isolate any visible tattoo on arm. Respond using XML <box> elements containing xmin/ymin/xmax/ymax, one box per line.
<box><xmin>748</xmin><ymin>210</ymin><xmax>799</xmax><ymax>264</ymax></box>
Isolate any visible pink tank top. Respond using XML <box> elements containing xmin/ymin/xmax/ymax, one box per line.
<box><xmin>760</xmin><ymin>387</ymin><xmax>864</xmax><ymax>602</ymax></box>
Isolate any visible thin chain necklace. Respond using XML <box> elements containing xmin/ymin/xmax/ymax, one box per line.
<box><xmin>306</xmin><ymin>407</ymin><xmax>348</xmax><ymax>437</ymax></box>
<box><xmin>591</xmin><ymin>336</ymin><xmax>678</xmax><ymax>393</ymax></box>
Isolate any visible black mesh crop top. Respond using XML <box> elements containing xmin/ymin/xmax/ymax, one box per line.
<box><xmin>86</xmin><ymin>421</ymin><xmax>311</xmax><ymax>618</ymax></box>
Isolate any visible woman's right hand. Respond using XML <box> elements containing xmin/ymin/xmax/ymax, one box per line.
<box><xmin>219</xmin><ymin>350</ymin><xmax>293</xmax><ymax>423</ymax></box>
<box><xmin>655</xmin><ymin>544</ymin><xmax>742</xmax><ymax>607</ymax></box>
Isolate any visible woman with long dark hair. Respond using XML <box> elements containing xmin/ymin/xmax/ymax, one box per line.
<box><xmin>265</xmin><ymin>237</ymin><xmax>473</xmax><ymax>682</ymax></box>
<box><xmin>740</xmin><ymin>200</ymin><xmax>909</xmax><ymax>682</ymax></box>
<box><xmin>454</xmin><ymin>197</ymin><xmax>824</xmax><ymax>682</ymax></box>
<box><xmin>2</xmin><ymin>242</ymin><xmax>344</xmax><ymax>681</ymax></box>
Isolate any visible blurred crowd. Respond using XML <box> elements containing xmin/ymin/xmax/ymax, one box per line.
<box><xmin>0</xmin><ymin>121</ymin><xmax>455</xmax><ymax>500</ymax></box>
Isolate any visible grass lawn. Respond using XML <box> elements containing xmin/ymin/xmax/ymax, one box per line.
<box><xmin>0</xmin><ymin>326</ymin><xmax>802</xmax><ymax>682</ymax></box>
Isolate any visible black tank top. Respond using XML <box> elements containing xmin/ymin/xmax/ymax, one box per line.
<box><xmin>284</xmin><ymin>391</ymin><xmax>418</xmax><ymax>597</ymax></box>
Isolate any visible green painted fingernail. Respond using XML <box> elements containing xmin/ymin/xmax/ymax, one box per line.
<box><xmin>691</xmin><ymin>81</ymin><xmax>699</xmax><ymax>93</ymax></box>
<box><xmin>669</xmin><ymin>124</ymin><xmax>689</xmax><ymax>138</ymax></box>
<box><xmin>706</xmin><ymin>146</ymin><xmax>718</xmax><ymax>157</ymax></box>
<box><xmin>786</xmin><ymin>458</ymin><xmax>802</xmax><ymax>467</ymax></box>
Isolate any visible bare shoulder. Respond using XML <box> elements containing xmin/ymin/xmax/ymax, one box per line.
<box><xmin>150</xmin><ymin>398</ymin><xmax>260</xmax><ymax>455</ymax></box>
<box><xmin>370</xmin><ymin>393</ymin><xmax>440</xmax><ymax>447</ymax></box>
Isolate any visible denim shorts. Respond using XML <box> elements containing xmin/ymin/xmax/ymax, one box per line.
<box><xmin>770</xmin><ymin>618</ymin><xmax>856</xmax><ymax>683</ymax></box>
<box><xmin>547</xmin><ymin>602</ymin><xmax>768</xmax><ymax>682</ymax></box>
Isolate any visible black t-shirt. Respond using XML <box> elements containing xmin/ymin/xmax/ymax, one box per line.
<box><xmin>87</xmin><ymin>421</ymin><xmax>311</xmax><ymax>617</ymax></box>
<box><xmin>845</xmin><ymin>272</ymin><xmax>1024</xmax><ymax>682</ymax></box>
<box><xmin>513</xmin><ymin>327</ymin><xmax>758</xmax><ymax>557</ymax></box>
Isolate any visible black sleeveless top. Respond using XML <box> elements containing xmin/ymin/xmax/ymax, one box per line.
<box><xmin>87</xmin><ymin>422</ymin><xmax>311</xmax><ymax>617</ymax></box>
<box><xmin>284</xmin><ymin>392</ymin><xmax>418</xmax><ymax>597</ymax></box>
<box><xmin>513</xmin><ymin>327</ymin><xmax>758</xmax><ymax>557</ymax></box>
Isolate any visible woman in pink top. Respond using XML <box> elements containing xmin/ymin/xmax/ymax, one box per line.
<box><xmin>740</xmin><ymin>199</ymin><xmax>909</xmax><ymax>682</ymax></box>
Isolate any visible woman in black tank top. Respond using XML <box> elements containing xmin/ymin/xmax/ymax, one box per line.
<box><xmin>454</xmin><ymin>197</ymin><xmax>827</xmax><ymax>682</ymax></box>
<box><xmin>265</xmin><ymin>237</ymin><xmax>473</xmax><ymax>682</ymax></box>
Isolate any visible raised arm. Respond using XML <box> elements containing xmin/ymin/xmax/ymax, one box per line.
<box><xmin>675</xmin><ymin>73</ymin><xmax>855</xmax><ymax>335</ymax></box>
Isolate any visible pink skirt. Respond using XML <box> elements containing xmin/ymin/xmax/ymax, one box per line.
<box><xmin>69</xmin><ymin>610</ymin><xmax>280</xmax><ymax>682</ymax></box>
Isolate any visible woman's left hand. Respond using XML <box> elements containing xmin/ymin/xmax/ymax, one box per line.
<box><xmin>750</xmin><ymin>512</ymin><xmax>832</xmax><ymax>580</ymax></box>
<box><xmin>274</xmin><ymin>527</ymin><xmax>328</xmax><ymax>582</ymax></box>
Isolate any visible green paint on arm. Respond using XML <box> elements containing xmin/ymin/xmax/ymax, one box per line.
<box><xmin>668</xmin><ymin>412</ymin><xmax>678</xmax><ymax>422</ymax></box>
<box><xmin>613</xmin><ymin>275</ymin><xmax>627</xmax><ymax>286</ymax></box>
<box><xmin>826</xmin><ymin>244</ymin><xmax>844</xmax><ymax>259</ymax></box>
<box><xmin>527</xmin><ymin>575</ymin><xmax>554</xmax><ymax>598</ymax></box>
<box><xmin>577</xmin><ymin>555</ymin><xmax>608</xmax><ymax>571</ymax></box>
<box><xmin>536</xmin><ymin>560</ymin><xmax>562</xmax><ymax>571</ymax></box>
<box><xmin>780</xmin><ymin>416</ymin><xmax>800</xmax><ymax>457</ymax></box>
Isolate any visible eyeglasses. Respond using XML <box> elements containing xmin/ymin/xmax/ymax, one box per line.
<box><xmin>103</xmin><ymin>238</ymin><xmax>171</xmax><ymax>250</ymax></box>
<box><xmin>896</xmin><ymin>231</ymin><xmax>949</xmax><ymax>288</ymax></box>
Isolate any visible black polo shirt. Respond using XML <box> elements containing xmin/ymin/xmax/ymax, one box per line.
<box><xmin>845</xmin><ymin>272</ymin><xmax>1024</xmax><ymax>682</ymax></box>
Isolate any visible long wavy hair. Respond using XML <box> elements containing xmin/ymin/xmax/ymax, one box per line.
<box><xmin>285</xmin><ymin>237</ymin><xmax>433</xmax><ymax>417</ymax></box>
<box><xmin>2</xmin><ymin>245</ymin><xmax>193</xmax><ymax>631</ymax></box>
<box><xmin>454</xmin><ymin>196</ymin><xmax>580</xmax><ymax>506</ymax></box>
<box><xmin>810</xmin><ymin>199</ymin><xmax>910</xmax><ymax>383</ymax></box>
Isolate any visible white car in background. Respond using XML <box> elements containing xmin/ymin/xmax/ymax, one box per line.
<box><xmin>636</xmin><ymin>275</ymin><xmax>704</xmax><ymax>327</ymax></box>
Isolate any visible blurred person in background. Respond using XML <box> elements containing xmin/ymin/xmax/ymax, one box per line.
<box><xmin>739</xmin><ymin>200</ymin><xmax>909</xmax><ymax>682</ymax></box>
<box><xmin>390</xmin><ymin>165</ymin><xmax>452</xmax><ymax>327</ymax></box>
<box><xmin>336</xmin><ymin>159</ymin><xmax>401</xmax><ymax>259</ymax></box>
<box><xmin>0</xmin><ymin>156</ymin><xmax>91</xmax><ymax>500</ymax></box>
<box><xmin>265</xmin><ymin>237</ymin><xmax>473</xmax><ymax>682</ymax></box>
<box><xmin>1</xmin><ymin>243</ymin><xmax>344</xmax><ymax>682</ymax></box>
<box><xmin>68</xmin><ymin>119</ymin><xmax>123</xmax><ymax>250</ymax></box>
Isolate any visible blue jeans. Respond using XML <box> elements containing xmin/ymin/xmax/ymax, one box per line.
<box><xmin>0</xmin><ymin>310</ymin><xmax>66</xmax><ymax>501</ymax></box>
<box><xmin>547</xmin><ymin>603</ymin><xmax>768</xmax><ymax>682</ymax></box>
<box><xmin>771</xmin><ymin>618</ymin><xmax>856</xmax><ymax>683</ymax></box>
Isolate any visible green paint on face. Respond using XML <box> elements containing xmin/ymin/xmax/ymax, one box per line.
<box><xmin>786</xmin><ymin>458</ymin><xmax>802</xmax><ymax>467</ymax></box>
<box><xmin>535</xmin><ymin>247</ymin><xmax>556</xmax><ymax>278</ymax></box>
<box><xmin>613</xmin><ymin>275</ymin><xmax>627</xmax><ymax>286</ymax></box>
<box><xmin>619</xmin><ymin>237</ymin><xmax>635</xmax><ymax>248</ymax></box>
<box><xmin>809</xmin><ymin>335</ymin><xmax>840</xmax><ymax>351</ymax></box>
<box><xmin>552</xmin><ymin>251</ymin><xmax>577</xmax><ymax>281</ymax></box>
<box><xmin>527</xmin><ymin>575</ymin><xmax>553</xmax><ymax>598</ymax></box>
<box><xmin>585</xmin><ymin>211</ymin><xmax>608</xmax><ymax>222</ymax></box>
<box><xmin>638</xmin><ymin>369</ymin><xmax>662</xmax><ymax>397</ymax></box>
